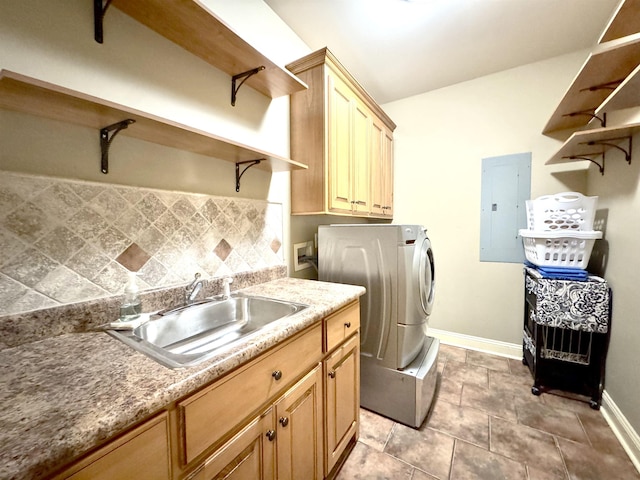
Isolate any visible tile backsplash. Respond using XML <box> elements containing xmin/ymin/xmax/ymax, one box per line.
<box><xmin>0</xmin><ymin>171</ymin><xmax>284</xmax><ymax>316</ymax></box>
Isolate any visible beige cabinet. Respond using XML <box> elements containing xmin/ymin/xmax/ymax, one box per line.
<box><xmin>54</xmin><ymin>413</ymin><xmax>171</xmax><ymax>480</ymax></box>
<box><xmin>53</xmin><ymin>302</ymin><xmax>361</xmax><ymax>480</ymax></box>
<box><xmin>370</xmin><ymin>116</ymin><xmax>394</xmax><ymax>217</ymax></box>
<box><xmin>324</xmin><ymin>334</ymin><xmax>360</xmax><ymax>474</ymax></box>
<box><xmin>189</xmin><ymin>409</ymin><xmax>276</xmax><ymax>480</ymax></box>
<box><xmin>288</xmin><ymin>48</ymin><xmax>395</xmax><ymax>218</ymax></box>
<box><xmin>275</xmin><ymin>365</ymin><xmax>324</xmax><ymax>480</ymax></box>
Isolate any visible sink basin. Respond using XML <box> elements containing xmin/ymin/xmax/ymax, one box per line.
<box><xmin>107</xmin><ymin>294</ymin><xmax>308</xmax><ymax>368</ymax></box>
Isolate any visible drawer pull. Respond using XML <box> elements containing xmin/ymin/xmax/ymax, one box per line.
<box><xmin>344</xmin><ymin>322</ymin><xmax>351</xmax><ymax>328</ymax></box>
<box><xmin>328</xmin><ymin>371</ymin><xmax>336</xmax><ymax>379</ymax></box>
<box><xmin>272</xmin><ymin>370</ymin><xmax>282</xmax><ymax>381</ymax></box>
<box><xmin>279</xmin><ymin>417</ymin><xmax>289</xmax><ymax>427</ymax></box>
<box><xmin>266</xmin><ymin>430</ymin><xmax>276</xmax><ymax>441</ymax></box>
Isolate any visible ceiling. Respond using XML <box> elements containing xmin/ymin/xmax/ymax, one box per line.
<box><xmin>264</xmin><ymin>0</ymin><xmax>620</xmax><ymax>104</ymax></box>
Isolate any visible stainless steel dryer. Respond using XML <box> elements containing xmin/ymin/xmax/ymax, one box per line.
<box><xmin>318</xmin><ymin>224</ymin><xmax>439</xmax><ymax>427</ymax></box>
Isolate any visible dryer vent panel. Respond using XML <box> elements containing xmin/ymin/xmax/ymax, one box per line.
<box><xmin>480</xmin><ymin>152</ymin><xmax>531</xmax><ymax>263</ymax></box>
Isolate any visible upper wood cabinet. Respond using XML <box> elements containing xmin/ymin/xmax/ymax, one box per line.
<box><xmin>287</xmin><ymin>48</ymin><xmax>396</xmax><ymax>219</ymax></box>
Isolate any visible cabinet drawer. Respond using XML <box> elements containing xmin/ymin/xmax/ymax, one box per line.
<box><xmin>179</xmin><ymin>324</ymin><xmax>322</xmax><ymax>465</ymax></box>
<box><xmin>325</xmin><ymin>301</ymin><xmax>360</xmax><ymax>352</ymax></box>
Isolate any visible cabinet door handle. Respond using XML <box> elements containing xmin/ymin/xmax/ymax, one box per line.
<box><xmin>279</xmin><ymin>417</ymin><xmax>289</xmax><ymax>427</ymax></box>
<box><xmin>272</xmin><ymin>370</ymin><xmax>282</xmax><ymax>381</ymax></box>
<box><xmin>344</xmin><ymin>322</ymin><xmax>351</xmax><ymax>328</ymax></box>
<box><xmin>266</xmin><ymin>430</ymin><xmax>276</xmax><ymax>441</ymax></box>
<box><xmin>355</xmin><ymin>200</ymin><xmax>366</xmax><ymax>205</ymax></box>
<box><xmin>328</xmin><ymin>371</ymin><xmax>336</xmax><ymax>379</ymax></box>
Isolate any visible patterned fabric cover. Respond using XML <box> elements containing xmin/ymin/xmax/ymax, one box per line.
<box><xmin>525</xmin><ymin>268</ymin><xmax>610</xmax><ymax>334</ymax></box>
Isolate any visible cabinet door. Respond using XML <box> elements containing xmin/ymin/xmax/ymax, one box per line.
<box><xmin>351</xmin><ymin>99</ymin><xmax>370</xmax><ymax>214</ymax></box>
<box><xmin>60</xmin><ymin>413</ymin><xmax>170</xmax><ymax>480</ymax></box>
<box><xmin>381</xmin><ymin>127</ymin><xmax>394</xmax><ymax>216</ymax></box>
<box><xmin>328</xmin><ymin>73</ymin><xmax>354</xmax><ymax>214</ymax></box>
<box><xmin>197</xmin><ymin>409</ymin><xmax>275</xmax><ymax>480</ymax></box>
<box><xmin>369</xmin><ymin>117</ymin><xmax>385</xmax><ymax>216</ymax></box>
<box><xmin>325</xmin><ymin>335</ymin><xmax>360</xmax><ymax>474</ymax></box>
<box><xmin>275</xmin><ymin>364</ymin><xmax>324</xmax><ymax>480</ymax></box>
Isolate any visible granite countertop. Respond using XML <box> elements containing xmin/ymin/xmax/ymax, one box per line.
<box><xmin>0</xmin><ymin>278</ymin><xmax>365</xmax><ymax>480</ymax></box>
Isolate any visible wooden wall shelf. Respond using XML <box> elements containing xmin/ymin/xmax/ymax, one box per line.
<box><xmin>596</xmin><ymin>63</ymin><xmax>640</xmax><ymax>114</ymax></box>
<box><xmin>599</xmin><ymin>0</ymin><xmax>640</xmax><ymax>43</ymax></box>
<box><xmin>0</xmin><ymin>70</ymin><xmax>307</xmax><ymax>175</ymax></box>
<box><xmin>108</xmin><ymin>0</ymin><xmax>308</xmax><ymax>104</ymax></box>
<box><xmin>542</xmin><ymin>33</ymin><xmax>640</xmax><ymax>134</ymax></box>
<box><xmin>545</xmin><ymin>123</ymin><xmax>640</xmax><ymax>174</ymax></box>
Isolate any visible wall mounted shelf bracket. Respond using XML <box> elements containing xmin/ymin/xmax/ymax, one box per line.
<box><xmin>582</xmin><ymin>135</ymin><xmax>633</xmax><ymax>165</ymax></box>
<box><xmin>563</xmin><ymin>110</ymin><xmax>607</xmax><ymax>128</ymax></box>
<box><xmin>100</xmin><ymin>119</ymin><xmax>135</xmax><ymax>174</ymax></box>
<box><xmin>231</xmin><ymin>67</ymin><xmax>265</xmax><ymax>106</ymax></box>
<box><xmin>563</xmin><ymin>153</ymin><xmax>605</xmax><ymax>175</ymax></box>
<box><xmin>235</xmin><ymin>159</ymin><xmax>262</xmax><ymax>192</ymax></box>
<box><xmin>579</xmin><ymin>79</ymin><xmax>623</xmax><ymax>93</ymax></box>
<box><xmin>93</xmin><ymin>0</ymin><xmax>113</xmax><ymax>44</ymax></box>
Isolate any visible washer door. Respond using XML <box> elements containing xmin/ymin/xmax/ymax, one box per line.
<box><xmin>417</xmin><ymin>236</ymin><xmax>435</xmax><ymax>316</ymax></box>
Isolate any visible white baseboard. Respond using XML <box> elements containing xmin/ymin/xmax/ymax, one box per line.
<box><xmin>428</xmin><ymin>328</ymin><xmax>522</xmax><ymax>359</ymax></box>
<box><xmin>601</xmin><ymin>391</ymin><xmax>640</xmax><ymax>472</ymax></box>
<box><xmin>430</xmin><ymin>328</ymin><xmax>640</xmax><ymax>474</ymax></box>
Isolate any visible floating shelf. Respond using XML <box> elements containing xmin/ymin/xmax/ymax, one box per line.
<box><xmin>596</xmin><ymin>62</ymin><xmax>640</xmax><ymax>115</ymax></box>
<box><xmin>0</xmin><ymin>70</ymin><xmax>307</xmax><ymax>174</ymax></box>
<box><xmin>108</xmin><ymin>0</ymin><xmax>308</xmax><ymax>103</ymax></box>
<box><xmin>545</xmin><ymin>122</ymin><xmax>640</xmax><ymax>174</ymax></box>
<box><xmin>542</xmin><ymin>33</ymin><xmax>640</xmax><ymax>134</ymax></box>
<box><xmin>599</xmin><ymin>0</ymin><xmax>640</xmax><ymax>43</ymax></box>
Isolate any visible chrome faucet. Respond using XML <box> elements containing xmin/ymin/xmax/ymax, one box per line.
<box><xmin>185</xmin><ymin>272</ymin><xmax>203</xmax><ymax>304</ymax></box>
<box><xmin>222</xmin><ymin>276</ymin><xmax>233</xmax><ymax>299</ymax></box>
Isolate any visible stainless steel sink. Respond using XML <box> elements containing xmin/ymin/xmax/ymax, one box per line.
<box><xmin>106</xmin><ymin>294</ymin><xmax>308</xmax><ymax>368</ymax></box>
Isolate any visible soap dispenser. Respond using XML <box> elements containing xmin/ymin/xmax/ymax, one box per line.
<box><xmin>120</xmin><ymin>271</ymin><xmax>142</xmax><ymax>321</ymax></box>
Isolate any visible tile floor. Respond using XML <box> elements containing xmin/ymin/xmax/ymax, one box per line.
<box><xmin>337</xmin><ymin>344</ymin><xmax>640</xmax><ymax>480</ymax></box>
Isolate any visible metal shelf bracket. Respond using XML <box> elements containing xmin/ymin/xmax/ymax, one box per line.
<box><xmin>563</xmin><ymin>153</ymin><xmax>605</xmax><ymax>175</ymax></box>
<box><xmin>582</xmin><ymin>135</ymin><xmax>632</xmax><ymax>165</ymax></box>
<box><xmin>231</xmin><ymin>67</ymin><xmax>265</xmax><ymax>106</ymax></box>
<box><xmin>100</xmin><ymin>119</ymin><xmax>135</xmax><ymax>174</ymax></box>
<box><xmin>94</xmin><ymin>0</ymin><xmax>113</xmax><ymax>44</ymax></box>
<box><xmin>563</xmin><ymin>110</ymin><xmax>607</xmax><ymax>128</ymax></box>
<box><xmin>579</xmin><ymin>79</ymin><xmax>624</xmax><ymax>93</ymax></box>
<box><xmin>235</xmin><ymin>159</ymin><xmax>262</xmax><ymax>192</ymax></box>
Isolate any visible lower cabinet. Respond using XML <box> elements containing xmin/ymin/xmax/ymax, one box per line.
<box><xmin>189</xmin><ymin>409</ymin><xmax>276</xmax><ymax>480</ymax></box>
<box><xmin>324</xmin><ymin>334</ymin><xmax>360</xmax><ymax>474</ymax></box>
<box><xmin>53</xmin><ymin>302</ymin><xmax>360</xmax><ymax>480</ymax></box>
<box><xmin>54</xmin><ymin>413</ymin><xmax>171</xmax><ymax>480</ymax></box>
<box><xmin>275</xmin><ymin>365</ymin><xmax>324</xmax><ymax>480</ymax></box>
<box><xmin>191</xmin><ymin>364</ymin><xmax>324</xmax><ymax>480</ymax></box>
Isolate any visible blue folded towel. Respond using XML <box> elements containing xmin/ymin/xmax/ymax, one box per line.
<box><xmin>525</xmin><ymin>262</ymin><xmax>589</xmax><ymax>281</ymax></box>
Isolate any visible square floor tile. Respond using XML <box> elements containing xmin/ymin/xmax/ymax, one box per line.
<box><xmin>490</xmin><ymin>416</ymin><xmax>566</xmax><ymax>477</ymax></box>
<box><xmin>359</xmin><ymin>408</ymin><xmax>394</xmax><ymax>452</ymax></box>
<box><xmin>384</xmin><ymin>423</ymin><xmax>454</xmax><ymax>479</ymax></box>
<box><xmin>336</xmin><ymin>441</ymin><xmax>413</xmax><ymax>480</ymax></box>
<box><xmin>450</xmin><ymin>440</ymin><xmax>527</xmax><ymax>480</ymax></box>
<box><xmin>426</xmin><ymin>400</ymin><xmax>489</xmax><ymax>448</ymax></box>
<box><xmin>558</xmin><ymin>437</ymin><xmax>640</xmax><ymax>480</ymax></box>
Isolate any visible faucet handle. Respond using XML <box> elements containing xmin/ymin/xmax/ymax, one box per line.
<box><xmin>224</xmin><ymin>276</ymin><xmax>233</xmax><ymax>285</ymax></box>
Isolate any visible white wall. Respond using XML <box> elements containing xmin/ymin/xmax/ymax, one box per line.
<box><xmin>585</xmin><ymin>115</ymin><xmax>640</xmax><ymax>437</ymax></box>
<box><xmin>383</xmin><ymin>51</ymin><xmax>589</xmax><ymax>344</ymax></box>
<box><xmin>0</xmin><ymin>0</ymin><xmax>310</xmax><ymax>266</ymax></box>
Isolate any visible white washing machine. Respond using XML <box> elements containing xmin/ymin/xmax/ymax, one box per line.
<box><xmin>319</xmin><ymin>224</ymin><xmax>439</xmax><ymax>427</ymax></box>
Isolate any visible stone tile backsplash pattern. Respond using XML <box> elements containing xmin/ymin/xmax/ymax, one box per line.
<box><xmin>0</xmin><ymin>171</ymin><xmax>284</xmax><ymax>316</ymax></box>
